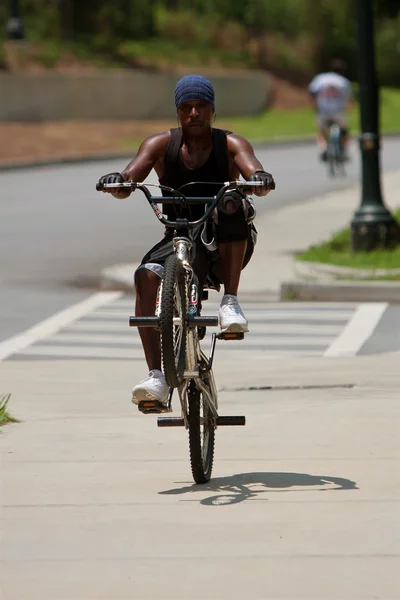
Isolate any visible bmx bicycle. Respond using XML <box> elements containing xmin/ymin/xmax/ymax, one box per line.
<box><xmin>96</xmin><ymin>178</ymin><xmax>266</xmax><ymax>483</ymax></box>
<box><xmin>325</xmin><ymin>119</ymin><xmax>346</xmax><ymax>178</ymax></box>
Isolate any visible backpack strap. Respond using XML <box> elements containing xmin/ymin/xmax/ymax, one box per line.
<box><xmin>212</xmin><ymin>128</ymin><xmax>232</xmax><ymax>181</ymax></box>
<box><xmin>163</xmin><ymin>128</ymin><xmax>183</xmax><ymax>185</ymax></box>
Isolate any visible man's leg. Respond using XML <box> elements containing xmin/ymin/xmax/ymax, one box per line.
<box><xmin>216</xmin><ymin>198</ymin><xmax>251</xmax><ymax>333</ymax></box>
<box><xmin>218</xmin><ymin>239</ymin><xmax>247</xmax><ymax>296</ymax></box>
<box><xmin>337</xmin><ymin>115</ymin><xmax>350</xmax><ymax>158</ymax></box>
<box><xmin>131</xmin><ymin>242</ymin><xmax>173</xmax><ymax>406</ymax></box>
<box><xmin>316</xmin><ymin>115</ymin><xmax>328</xmax><ymax>160</ymax></box>
<box><xmin>134</xmin><ymin>267</ymin><xmax>161</xmax><ymax>371</ymax></box>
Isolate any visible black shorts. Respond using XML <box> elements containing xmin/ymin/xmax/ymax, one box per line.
<box><xmin>138</xmin><ymin>224</ymin><xmax>256</xmax><ymax>292</ymax></box>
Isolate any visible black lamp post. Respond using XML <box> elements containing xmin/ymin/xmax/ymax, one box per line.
<box><xmin>350</xmin><ymin>0</ymin><xmax>399</xmax><ymax>252</ymax></box>
<box><xmin>6</xmin><ymin>0</ymin><xmax>25</xmax><ymax>40</ymax></box>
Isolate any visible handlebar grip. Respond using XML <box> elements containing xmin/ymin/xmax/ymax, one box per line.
<box><xmin>269</xmin><ymin>181</ymin><xmax>276</xmax><ymax>191</ymax></box>
<box><xmin>96</xmin><ymin>182</ymin><xmax>103</xmax><ymax>191</ymax></box>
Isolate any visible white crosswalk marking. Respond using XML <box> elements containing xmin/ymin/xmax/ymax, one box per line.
<box><xmin>7</xmin><ymin>294</ymin><xmax>360</xmax><ymax>361</ymax></box>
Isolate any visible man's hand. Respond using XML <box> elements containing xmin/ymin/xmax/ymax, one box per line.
<box><xmin>249</xmin><ymin>171</ymin><xmax>275</xmax><ymax>196</ymax></box>
<box><xmin>97</xmin><ymin>172</ymin><xmax>130</xmax><ymax>199</ymax></box>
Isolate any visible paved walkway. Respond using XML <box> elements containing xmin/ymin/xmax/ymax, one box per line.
<box><xmin>1</xmin><ymin>348</ymin><xmax>399</xmax><ymax>599</ymax></box>
<box><xmin>1</xmin><ymin>169</ymin><xmax>400</xmax><ymax>599</ymax></box>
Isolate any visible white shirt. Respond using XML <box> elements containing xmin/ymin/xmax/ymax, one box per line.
<box><xmin>308</xmin><ymin>72</ymin><xmax>352</xmax><ymax>115</ymax></box>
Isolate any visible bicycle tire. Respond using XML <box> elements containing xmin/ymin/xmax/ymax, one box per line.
<box><xmin>188</xmin><ymin>380</ymin><xmax>215</xmax><ymax>484</ymax></box>
<box><xmin>336</xmin><ymin>144</ymin><xmax>346</xmax><ymax>176</ymax></box>
<box><xmin>160</xmin><ymin>254</ymin><xmax>187</xmax><ymax>388</ymax></box>
<box><xmin>326</xmin><ymin>139</ymin><xmax>336</xmax><ymax>177</ymax></box>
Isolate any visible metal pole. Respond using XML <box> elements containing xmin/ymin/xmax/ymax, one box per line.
<box><xmin>350</xmin><ymin>0</ymin><xmax>399</xmax><ymax>252</ymax></box>
<box><xmin>6</xmin><ymin>0</ymin><xmax>25</xmax><ymax>40</ymax></box>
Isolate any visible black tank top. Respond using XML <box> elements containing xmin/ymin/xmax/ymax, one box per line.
<box><xmin>159</xmin><ymin>128</ymin><xmax>231</xmax><ymax>221</ymax></box>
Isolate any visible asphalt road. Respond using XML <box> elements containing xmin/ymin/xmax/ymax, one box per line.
<box><xmin>1</xmin><ymin>137</ymin><xmax>399</xmax><ymax>342</ymax></box>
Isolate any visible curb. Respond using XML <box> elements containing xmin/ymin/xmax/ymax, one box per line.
<box><xmin>100</xmin><ymin>262</ymin><xmax>400</xmax><ymax>304</ymax></box>
<box><xmin>99</xmin><ymin>262</ymin><xmax>279</xmax><ymax>300</ymax></box>
<box><xmin>294</xmin><ymin>259</ymin><xmax>400</xmax><ymax>281</ymax></box>
<box><xmin>0</xmin><ymin>138</ymin><xmax>314</xmax><ymax>172</ymax></box>
<box><xmin>0</xmin><ymin>150</ymin><xmax>137</xmax><ymax>173</ymax></box>
<box><xmin>280</xmin><ymin>280</ymin><xmax>400</xmax><ymax>303</ymax></box>
<box><xmin>1</xmin><ymin>132</ymin><xmax>399</xmax><ymax>173</ymax></box>
<box><xmin>99</xmin><ymin>263</ymin><xmax>138</xmax><ymax>293</ymax></box>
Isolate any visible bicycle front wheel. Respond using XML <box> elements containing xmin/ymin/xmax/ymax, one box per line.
<box><xmin>327</xmin><ymin>142</ymin><xmax>336</xmax><ymax>177</ymax></box>
<box><xmin>188</xmin><ymin>380</ymin><xmax>215</xmax><ymax>484</ymax></box>
<box><xmin>160</xmin><ymin>254</ymin><xmax>187</xmax><ymax>388</ymax></box>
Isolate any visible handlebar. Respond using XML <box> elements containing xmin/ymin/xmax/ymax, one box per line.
<box><xmin>96</xmin><ymin>180</ymin><xmax>267</xmax><ymax>228</ymax></box>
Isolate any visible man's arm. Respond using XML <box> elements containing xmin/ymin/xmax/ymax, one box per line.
<box><xmin>308</xmin><ymin>92</ymin><xmax>317</xmax><ymax>111</ymax></box>
<box><xmin>308</xmin><ymin>76</ymin><xmax>319</xmax><ymax>111</ymax></box>
<box><xmin>227</xmin><ymin>134</ymin><xmax>274</xmax><ymax>196</ymax></box>
<box><xmin>99</xmin><ymin>133</ymin><xmax>169</xmax><ymax>199</ymax></box>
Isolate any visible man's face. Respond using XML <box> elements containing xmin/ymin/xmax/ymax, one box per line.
<box><xmin>177</xmin><ymin>100</ymin><xmax>214</xmax><ymax>135</ymax></box>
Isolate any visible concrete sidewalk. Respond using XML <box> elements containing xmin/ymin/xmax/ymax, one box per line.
<box><xmin>1</xmin><ymin>348</ymin><xmax>399</xmax><ymax>599</ymax></box>
<box><xmin>100</xmin><ymin>169</ymin><xmax>400</xmax><ymax>302</ymax></box>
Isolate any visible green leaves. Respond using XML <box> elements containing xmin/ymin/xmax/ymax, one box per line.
<box><xmin>0</xmin><ymin>393</ymin><xmax>19</xmax><ymax>426</ymax></box>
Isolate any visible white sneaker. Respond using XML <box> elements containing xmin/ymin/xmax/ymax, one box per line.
<box><xmin>219</xmin><ymin>295</ymin><xmax>249</xmax><ymax>333</ymax></box>
<box><xmin>132</xmin><ymin>370</ymin><xmax>169</xmax><ymax>405</ymax></box>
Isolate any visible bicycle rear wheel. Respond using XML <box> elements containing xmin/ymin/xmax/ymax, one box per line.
<box><xmin>188</xmin><ymin>380</ymin><xmax>215</xmax><ymax>484</ymax></box>
<box><xmin>160</xmin><ymin>254</ymin><xmax>187</xmax><ymax>388</ymax></box>
<box><xmin>327</xmin><ymin>141</ymin><xmax>336</xmax><ymax>177</ymax></box>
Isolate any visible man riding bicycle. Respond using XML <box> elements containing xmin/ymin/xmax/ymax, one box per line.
<box><xmin>98</xmin><ymin>74</ymin><xmax>275</xmax><ymax>407</ymax></box>
<box><xmin>308</xmin><ymin>59</ymin><xmax>353</xmax><ymax>162</ymax></box>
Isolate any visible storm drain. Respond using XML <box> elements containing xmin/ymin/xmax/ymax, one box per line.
<box><xmin>221</xmin><ymin>384</ymin><xmax>355</xmax><ymax>392</ymax></box>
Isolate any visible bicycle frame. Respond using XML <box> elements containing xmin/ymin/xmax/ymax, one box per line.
<box><xmin>325</xmin><ymin>122</ymin><xmax>345</xmax><ymax>177</ymax></box>
<box><xmin>155</xmin><ymin>232</ymin><xmax>218</xmax><ymax>427</ymax></box>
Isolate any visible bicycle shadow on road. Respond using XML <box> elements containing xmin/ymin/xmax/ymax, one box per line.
<box><xmin>159</xmin><ymin>472</ymin><xmax>358</xmax><ymax>506</ymax></box>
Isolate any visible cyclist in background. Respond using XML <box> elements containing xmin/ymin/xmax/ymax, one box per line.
<box><xmin>97</xmin><ymin>74</ymin><xmax>275</xmax><ymax>407</ymax></box>
<box><xmin>308</xmin><ymin>59</ymin><xmax>353</xmax><ymax>162</ymax></box>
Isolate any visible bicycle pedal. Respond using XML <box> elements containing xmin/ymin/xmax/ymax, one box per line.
<box><xmin>217</xmin><ymin>331</ymin><xmax>245</xmax><ymax>341</ymax></box>
<box><xmin>138</xmin><ymin>400</ymin><xmax>172</xmax><ymax>415</ymax></box>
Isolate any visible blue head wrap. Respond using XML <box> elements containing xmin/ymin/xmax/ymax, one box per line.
<box><xmin>174</xmin><ymin>75</ymin><xmax>215</xmax><ymax>110</ymax></box>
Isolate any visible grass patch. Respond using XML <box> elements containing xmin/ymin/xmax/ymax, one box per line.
<box><xmin>222</xmin><ymin>107</ymin><xmax>316</xmax><ymax>142</ymax></box>
<box><xmin>0</xmin><ymin>393</ymin><xmax>19</xmax><ymax>426</ymax></box>
<box><xmin>224</xmin><ymin>87</ymin><xmax>400</xmax><ymax>143</ymax></box>
<box><xmin>297</xmin><ymin>209</ymin><xmax>400</xmax><ymax>271</ymax></box>
<box><xmin>377</xmin><ymin>87</ymin><xmax>400</xmax><ymax>133</ymax></box>
<box><xmin>125</xmin><ymin>88</ymin><xmax>399</xmax><ymax>147</ymax></box>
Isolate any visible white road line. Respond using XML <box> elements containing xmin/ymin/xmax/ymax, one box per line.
<box><xmin>324</xmin><ymin>302</ymin><xmax>388</xmax><ymax>357</ymax></box>
<box><xmin>18</xmin><ymin>345</ymin><xmax>141</xmax><ymax>359</ymax></box>
<box><xmin>67</xmin><ymin>320</ymin><xmax>131</xmax><ymax>332</ymax></box>
<box><xmin>41</xmin><ymin>332</ymin><xmax>140</xmax><ymax>345</ymax></box>
<box><xmin>0</xmin><ymin>292</ymin><xmax>122</xmax><ymax>362</ymax></box>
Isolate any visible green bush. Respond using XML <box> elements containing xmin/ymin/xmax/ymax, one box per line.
<box><xmin>155</xmin><ymin>8</ymin><xmax>217</xmax><ymax>46</ymax></box>
<box><xmin>21</xmin><ymin>0</ymin><xmax>62</xmax><ymax>41</ymax></box>
<box><xmin>376</xmin><ymin>16</ymin><xmax>400</xmax><ymax>86</ymax></box>
<box><xmin>0</xmin><ymin>0</ymin><xmax>396</xmax><ymax>85</ymax></box>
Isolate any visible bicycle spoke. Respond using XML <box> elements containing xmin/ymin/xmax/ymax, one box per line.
<box><xmin>173</xmin><ymin>282</ymin><xmax>184</xmax><ymax>364</ymax></box>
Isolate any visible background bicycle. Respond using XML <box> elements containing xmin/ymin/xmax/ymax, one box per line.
<box><xmin>325</xmin><ymin>119</ymin><xmax>347</xmax><ymax>177</ymax></box>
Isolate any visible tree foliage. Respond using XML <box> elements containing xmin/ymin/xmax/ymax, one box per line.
<box><xmin>3</xmin><ymin>0</ymin><xmax>399</xmax><ymax>84</ymax></box>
